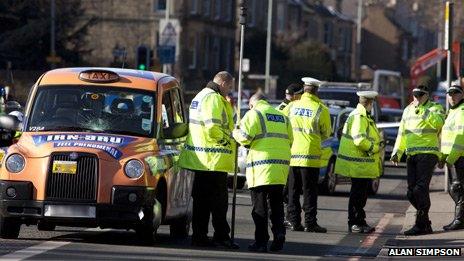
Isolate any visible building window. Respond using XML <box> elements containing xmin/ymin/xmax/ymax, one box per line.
<box><xmin>212</xmin><ymin>36</ymin><xmax>220</xmax><ymax>70</ymax></box>
<box><xmin>188</xmin><ymin>34</ymin><xmax>198</xmax><ymax>69</ymax></box>
<box><xmin>214</xmin><ymin>0</ymin><xmax>222</xmax><ymax>20</ymax></box>
<box><xmin>324</xmin><ymin>22</ymin><xmax>333</xmax><ymax>46</ymax></box>
<box><xmin>225</xmin><ymin>38</ymin><xmax>233</xmax><ymax>72</ymax></box>
<box><xmin>203</xmin><ymin>34</ymin><xmax>210</xmax><ymax>70</ymax></box>
<box><xmin>203</xmin><ymin>0</ymin><xmax>211</xmax><ymax>17</ymax></box>
<box><xmin>248</xmin><ymin>0</ymin><xmax>256</xmax><ymax>27</ymax></box>
<box><xmin>225</xmin><ymin>0</ymin><xmax>233</xmax><ymax>22</ymax></box>
<box><xmin>277</xmin><ymin>3</ymin><xmax>285</xmax><ymax>32</ymax></box>
<box><xmin>190</xmin><ymin>0</ymin><xmax>198</xmax><ymax>14</ymax></box>
<box><xmin>153</xmin><ymin>0</ymin><xmax>166</xmax><ymax>11</ymax></box>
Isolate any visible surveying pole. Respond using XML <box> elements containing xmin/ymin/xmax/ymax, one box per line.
<box><xmin>231</xmin><ymin>0</ymin><xmax>247</xmax><ymax>242</ymax></box>
<box><xmin>444</xmin><ymin>1</ymin><xmax>453</xmax><ymax>192</ymax></box>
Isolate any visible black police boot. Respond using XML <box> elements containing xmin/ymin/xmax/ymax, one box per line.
<box><xmin>269</xmin><ymin>234</ymin><xmax>285</xmax><ymax>252</ymax></box>
<box><xmin>404</xmin><ymin>211</ymin><xmax>433</xmax><ymax>236</ymax></box>
<box><xmin>289</xmin><ymin>223</ymin><xmax>304</xmax><ymax>231</ymax></box>
<box><xmin>404</xmin><ymin>223</ymin><xmax>433</xmax><ymax>236</ymax></box>
<box><xmin>304</xmin><ymin>223</ymin><xmax>327</xmax><ymax>233</ymax></box>
<box><xmin>283</xmin><ymin>219</ymin><xmax>292</xmax><ymax>228</ymax></box>
<box><xmin>444</xmin><ymin>205</ymin><xmax>464</xmax><ymax>231</ymax></box>
<box><xmin>191</xmin><ymin>237</ymin><xmax>216</xmax><ymax>247</ymax></box>
<box><xmin>248</xmin><ymin>242</ymin><xmax>267</xmax><ymax>253</ymax></box>
<box><xmin>349</xmin><ymin>224</ymin><xmax>375</xmax><ymax>234</ymax></box>
<box><xmin>213</xmin><ymin>238</ymin><xmax>240</xmax><ymax>249</ymax></box>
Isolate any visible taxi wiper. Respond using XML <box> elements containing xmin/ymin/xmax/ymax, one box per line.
<box><xmin>42</xmin><ymin>126</ymin><xmax>106</xmax><ymax>133</ymax></box>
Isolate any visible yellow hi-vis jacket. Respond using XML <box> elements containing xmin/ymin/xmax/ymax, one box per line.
<box><xmin>392</xmin><ymin>100</ymin><xmax>445</xmax><ymax>160</ymax></box>
<box><xmin>179</xmin><ymin>87</ymin><xmax>236</xmax><ymax>172</ymax></box>
<box><xmin>283</xmin><ymin>92</ymin><xmax>331</xmax><ymax>167</ymax></box>
<box><xmin>233</xmin><ymin>100</ymin><xmax>293</xmax><ymax>188</ymax></box>
<box><xmin>441</xmin><ymin>101</ymin><xmax>464</xmax><ymax>165</ymax></box>
<box><xmin>334</xmin><ymin>104</ymin><xmax>382</xmax><ymax>178</ymax></box>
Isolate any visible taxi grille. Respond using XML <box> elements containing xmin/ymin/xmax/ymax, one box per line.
<box><xmin>46</xmin><ymin>153</ymin><xmax>98</xmax><ymax>202</ymax></box>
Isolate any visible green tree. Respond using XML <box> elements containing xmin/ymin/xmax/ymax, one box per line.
<box><xmin>286</xmin><ymin>41</ymin><xmax>334</xmax><ymax>82</ymax></box>
<box><xmin>0</xmin><ymin>0</ymin><xmax>95</xmax><ymax>70</ymax></box>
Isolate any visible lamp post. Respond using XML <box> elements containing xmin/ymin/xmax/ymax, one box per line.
<box><xmin>264</xmin><ymin>0</ymin><xmax>273</xmax><ymax>96</ymax></box>
<box><xmin>231</xmin><ymin>0</ymin><xmax>247</xmax><ymax>242</ymax></box>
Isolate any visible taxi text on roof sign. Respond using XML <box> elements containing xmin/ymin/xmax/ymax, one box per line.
<box><xmin>79</xmin><ymin>70</ymin><xmax>120</xmax><ymax>83</ymax></box>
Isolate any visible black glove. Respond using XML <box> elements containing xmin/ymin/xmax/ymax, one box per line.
<box><xmin>379</xmin><ymin>141</ymin><xmax>386</xmax><ymax>149</ymax></box>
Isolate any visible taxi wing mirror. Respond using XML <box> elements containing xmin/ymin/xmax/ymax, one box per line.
<box><xmin>0</xmin><ymin>115</ymin><xmax>20</xmax><ymax>147</ymax></box>
<box><xmin>0</xmin><ymin>115</ymin><xmax>20</xmax><ymax>131</ymax></box>
<box><xmin>163</xmin><ymin>122</ymin><xmax>188</xmax><ymax>139</ymax></box>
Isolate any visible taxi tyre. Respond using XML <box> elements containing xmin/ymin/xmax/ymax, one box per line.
<box><xmin>227</xmin><ymin>176</ymin><xmax>246</xmax><ymax>190</ymax></box>
<box><xmin>135</xmin><ymin>201</ymin><xmax>162</xmax><ymax>244</ymax></box>
<box><xmin>37</xmin><ymin>221</ymin><xmax>56</xmax><ymax>231</ymax></box>
<box><xmin>0</xmin><ymin>216</ymin><xmax>21</xmax><ymax>239</ymax></box>
<box><xmin>367</xmin><ymin>178</ymin><xmax>380</xmax><ymax>195</ymax></box>
<box><xmin>169</xmin><ymin>215</ymin><xmax>190</xmax><ymax>239</ymax></box>
<box><xmin>320</xmin><ymin>158</ymin><xmax>337</xmax><ymax>195</ymax></box>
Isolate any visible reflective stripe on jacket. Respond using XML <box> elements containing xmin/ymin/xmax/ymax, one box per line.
<box><xmin>283</xmin><ymin>92</ymin><xmax>331</xmax><ymax>167</ymax></box>
<box><xmin>441</xmin><ymin>101</ymin><xmax>464</xmax><ymax>164</ymax></box>
<box><xmin>335</xmin><ymin>104</ymin><xmax>382</xmax><ymax>178</ymax></box>
<box><xmin>392</xmin><ymin>100</ymin><xmax>444</xmax><ymax>159</ymax></box>
<box><xmin>179</xmin><ymin>87</ymin><xmax>236</xmax><ymax>172</ymax></box>
<box><xmin>233</xmin><ymin>100</ymin><xmax>293</xmax><ymax>188</ymax></box>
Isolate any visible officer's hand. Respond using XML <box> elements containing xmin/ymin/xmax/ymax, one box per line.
<box><xmin>390</xmin><ymin>154</ymin><xmax>399</xmax><ymax>166</ymax></box>
<box><xmin>437</xmin><ymin>161</ymin><xmax>445</xmax><ymax>169</ymax></box>
<box><xmin>379</xmin><ymin>141</ymin><xmax>386</xmax><ymax>149</ymax></box>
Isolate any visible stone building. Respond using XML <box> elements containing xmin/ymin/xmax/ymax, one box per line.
<box><xmin>79</xmin><ymin>0</ymin><xmax>236</xmax><ymax>93</ymax></box>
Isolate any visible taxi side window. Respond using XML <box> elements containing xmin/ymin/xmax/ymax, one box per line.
<box><xmin>161</xmin><ymin>88</ymin><xmax>185</xmax><ymax>129</ymax></box>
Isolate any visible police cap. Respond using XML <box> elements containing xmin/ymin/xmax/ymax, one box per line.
<box><xmin>356</xmin><ymin>91</ymin><xmax>378</xmax><ymax>99</ymax></box>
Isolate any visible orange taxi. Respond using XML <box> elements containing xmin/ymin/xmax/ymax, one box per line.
<box><xmin>0</xmin><ymin>68</ymin><xmax>193</xmax><ymax>241</ymax></box>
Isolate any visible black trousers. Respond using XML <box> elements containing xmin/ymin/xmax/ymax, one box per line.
<box><xmin>250</xmin><ymin>185</ymin><xmax>285</xmax><ymax>244</ymax></box>
<box><xmin>191</xmin><ymin>170</ymin><xmax>230</xmax><ymax>241</ymax></box>
<box><xmin>448</xmin><ymin>157</ymin><xmax>464</xmax><ymax>208</ymax></box>
<box><xmin>406</xmin><ymin>154</ymin><xmax>438</xmax><ymax>225</ymax></box>
<box><xmin>348</xmin><ymin>178</ymin><xmax>370</xmax><ymax>226</ymax></box>
<box><xmin>287</xmin><ymin>166</ymin><xmax>319</xmax><ymax>226</ymax></box>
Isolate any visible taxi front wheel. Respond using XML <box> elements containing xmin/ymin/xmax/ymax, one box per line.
<box><xmin>0</xmin><ymin>216</ymin><xmax>20</xmax><ymax>239</ymax></box>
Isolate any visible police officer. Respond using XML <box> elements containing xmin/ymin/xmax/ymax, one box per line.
<box><xmin>233</xmin><ymin>92</ymin><xmax>293</xmax><ymax>252</ymax></box>
<box><xmin>179</xmin><ymin>71</ymin><xmax>238</xmax><ymax>248</ymax></box>
<box><xmin>277</xmin><ymin>83</ymin><xmax>303</xmax><ymax>227</ymax></box>
<box><xmin>391</xmin><ymin>80</ymin><xmax>445</xmax><ymax>236</ymax></box>
<box><xmin>440</xmin><ymin>82</ymin><xmax>464</xmax><ymax>231</ymax></box>
<box><xmin>283</xmin><ymin>77</ymin><xmax>331</xmax><ymax>233</ymax></box>
<box><xmin>277</xmin><ymin>83</ymin><xmax>304</xmax><ymax>111</ymax></box>
<box><xmin>335</xmin><ymin>91</ymin><xmax>383</xmax><ymax>233</ymax></box>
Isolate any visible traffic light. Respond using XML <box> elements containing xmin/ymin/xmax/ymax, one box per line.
<box><xmin>136</xmin><ymin>45</ymin><xmax>149</xmax><ymax>70</ymax></box>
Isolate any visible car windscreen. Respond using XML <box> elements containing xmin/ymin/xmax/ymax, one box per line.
<box><xmin>27</xmin><ymin>85</ymin><xmax>156</xmax><ymax>137</ymax></box>
<box><xmin>318</xmin><ymin>89</ymin><xmax>358</xmax><ymax>107</ymax></box>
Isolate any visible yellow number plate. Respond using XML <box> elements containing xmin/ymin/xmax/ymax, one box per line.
<box><xmin>0</xmin><ymin>151</ymin><xmax>5</xmax><ymax>166</ymax></box>
<box><xmin>52</xmin><ymin>161</ymin><xmax>77</xmax><ymax>174</ymax></box>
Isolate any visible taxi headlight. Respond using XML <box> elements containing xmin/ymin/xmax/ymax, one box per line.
<box><xmin>6</xmin><ymin>154</ymin><xmax>25</xmax><ymax>173</ymax></box>
<box><xmin>124</xmin><ymin>159</ymin><xmax>144</xmax><ymax>179</ymax></box>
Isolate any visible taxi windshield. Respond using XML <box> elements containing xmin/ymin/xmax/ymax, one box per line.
<box><xmin>27</xmin><ymin>85</ymin><xmax>156</xmax><ymax>137</ymax></box>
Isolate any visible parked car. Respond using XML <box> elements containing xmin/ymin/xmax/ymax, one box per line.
<box><xmin>378</xmin><ymin>108</ymin><xmax>403</xmax><ymax>161</ymax></box>
<box><xmin>318</xmin><ymin>103</ymin><xmax>385</xmax><ymax>195</ymax></box>
<box><xmin>318</xmin><ymin>82</ymin><xmax>382</xmax><ymax>122</ymax></box>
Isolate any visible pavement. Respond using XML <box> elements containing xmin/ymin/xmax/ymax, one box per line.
<box><xmin>378</xmin><ymin>168</ymin><xmax>464</xmax><ymax>258</ymax></box>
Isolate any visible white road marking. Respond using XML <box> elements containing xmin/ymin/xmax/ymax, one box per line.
<box><xmin>348</xmin><ymin>213</ymin><xmax>395</xmax><ymax>261</ymax></box>
<box><xmin>1</xmin><ymin>241</ymin><xmax>70</xmax><ymax>261</ymax></box>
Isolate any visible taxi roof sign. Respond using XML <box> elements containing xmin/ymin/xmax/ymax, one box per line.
<box><xmin>79</xmin><ymin>70</ymin><xmax>120</xmax><ymax>83</ymax></box>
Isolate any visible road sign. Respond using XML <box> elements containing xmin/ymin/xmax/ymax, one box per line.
<box><xmin>158</xmin><ymin>45</ymin><xmax>176</xmax><ymax>64</ymax></box>
<box><xmin>159</xmin><ymin>19</ymin><xmax>179</xmax><ymax>47</ymax></box>
<box><xmin>242</xmin><ymin>58</ymin><xmax>250</xmax><ymax>72</ymax></box>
